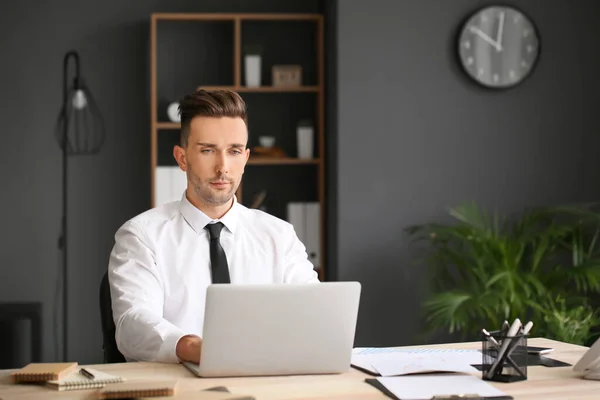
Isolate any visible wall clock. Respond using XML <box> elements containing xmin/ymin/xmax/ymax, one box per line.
<box><xmin>458</xmin><ymin>6</ymin><xmax>540</xmax><ymax>89</ymax></box>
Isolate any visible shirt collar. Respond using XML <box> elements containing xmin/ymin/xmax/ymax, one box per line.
<box><xmin>178</xmin><ymin>191</ymin><xmax>240</xmax><ymax>235</ymax></box>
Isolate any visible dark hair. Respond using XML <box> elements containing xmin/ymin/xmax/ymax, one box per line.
<box><xmin>177</xmin><ymin>89</ymin><xmax>248</xmax><ymax>147</ymax></box>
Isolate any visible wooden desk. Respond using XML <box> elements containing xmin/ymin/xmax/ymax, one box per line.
<box><xmin>0</xmin><ymin>338</ymin><xmax>597</xmax><ymax>399</ymax></box>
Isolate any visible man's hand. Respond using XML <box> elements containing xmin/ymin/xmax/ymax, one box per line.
<box><xmin>176</xmin><ymin>335</ymin><xmax>202</xmax><ymax>363</ymax></box>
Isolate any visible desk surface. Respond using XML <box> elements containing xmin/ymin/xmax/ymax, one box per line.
<box><xmin>0</xmin><ymin>338</ymin><xmax>597</xmax><ymax>399</ymax></box>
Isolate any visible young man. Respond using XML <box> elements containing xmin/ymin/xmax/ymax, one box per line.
<box><xmin>107</xmin><ymin>89</ymin><xmax>319</xmax><ymax>364</ymax></box>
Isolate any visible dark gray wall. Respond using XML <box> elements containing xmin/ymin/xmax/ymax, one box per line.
<box><xmin>335</xmin><ymin>0</ymin><xmax>600</xmax><ymax>347</ymax></box>
<box><xmin>4</xmin><ymin>0</ymin><xmax>600</xmax><ymax>366</ymax></box>
<box><xmin>0</xmin><ymin>0</ymin><xmax>320</xmax><ymax>364</ymax></box>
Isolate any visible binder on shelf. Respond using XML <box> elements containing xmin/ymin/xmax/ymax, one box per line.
<box><xmin>287</xmin><ymin>202</ymin><xmax>320</xmax><ymax>268</ymax></box>
<box><xmin>155</xmin><ymin>166</ymin><xmax>187</xmax><ymax>206</ymax></box>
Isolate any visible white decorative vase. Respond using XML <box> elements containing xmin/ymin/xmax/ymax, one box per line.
<box><xmin>297</xmin><ymin>124</ymin><xmax>314</xmax><ymax>159</ymax></box>
<box><xmin>167</xmin><ymin>102</ymin><xmax>180</xmax><ymax>123</ymax></box>
<box><xmin>245</xmin><ymin>55</ymin><xmax>261</xmax><ymax>87</ymax></box>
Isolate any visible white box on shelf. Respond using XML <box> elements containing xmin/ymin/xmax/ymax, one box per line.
<box><xmin>297</xmin><ymin>126</ymin><xmax>314</xmax><ymax>159</ymax></box>
<box><xmin>244</xmin><ymin>55</ymin><xmax>261</xmax><ymax>87</ymax></box>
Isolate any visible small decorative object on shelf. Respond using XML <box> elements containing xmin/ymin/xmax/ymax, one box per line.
<box><xmin>296</xmin><ymin>119</ymin><xmax>314</xmax><ymax>159</ymax></box>
<box><xmin>258</xmin><ymin>136</ymin><xmax>275</xmax><ymax>148</ymax></box>
<box><xmin>272</xmin><ymin>65</ymin><xmax>302</xmax><ymax>87</ymax></box>
<box><xmin>251</xmin><ymin>145</ymin><xmax>287</xmax><ymax>158</ymax></box>
<box><xmin>244</xmin><ymin>44</ymin><xmax>262</xmax><ymax>87</ymax></box>
<box><xmin>167</xmin><ymin>102</ymin><xmax>180</xmax><ymax>123</ymax></box>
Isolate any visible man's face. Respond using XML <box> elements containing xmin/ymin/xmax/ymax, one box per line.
<box><xmin>176</xmin><ymin>116</ymin><xmax>250</xmax><ymax>207</ymax></box>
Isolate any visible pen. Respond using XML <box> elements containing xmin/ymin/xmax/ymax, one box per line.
<box><xmin>79</xmin><ymin>368</ymin><xmax>95</xmax><ymax>380</ymax></box>
<box><xmin>522</xmin><ymin>321</ymin><xmax>533</xmax><ymax>335</ymax></box>
<box><xmin>482</xmin><ymin>329</ymin><xmax>499</xmax><ymax>346</ymax></box>
<box><xmin>502</xmin><ymin>320</ymin><xmax>509</xmax><ymax>334</ymax></box>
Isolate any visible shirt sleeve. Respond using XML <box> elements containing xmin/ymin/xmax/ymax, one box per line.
<box><xmin>108</xmin><ymin>220</ymin><xmax>186</xmax><ymax>363</ymax></box>
<box><xmin>283</xmin><ymin>223</ymin><xmax>321</xmax><ymax>283</ymax></box>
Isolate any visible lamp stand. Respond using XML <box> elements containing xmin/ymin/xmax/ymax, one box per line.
<box><xmin>58</xmin><ymin>51</ymin><xmax>80</xmax><ymax>362</ymax></box>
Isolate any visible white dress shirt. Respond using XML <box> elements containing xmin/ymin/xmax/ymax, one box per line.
<box><xmin>108</xmin><ymin>193</ymin><xmax>319</xmax><ymax>363</ymax></box>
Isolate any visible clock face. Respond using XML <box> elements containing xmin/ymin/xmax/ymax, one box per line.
<box><xmin>458</xmin><ymin>6</ymin><xmax>540</xmax><ymax>88</ymax></box>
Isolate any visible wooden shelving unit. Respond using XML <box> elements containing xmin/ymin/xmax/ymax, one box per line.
<box><xmin>198</xmin><ymin>85</ymin><xmax>321</xmax><ymax>93</ymax></box>
<box><xmin>150</xmin><ymin>12</ymin><xmax>326</xmax><ymax>280</ymax></box>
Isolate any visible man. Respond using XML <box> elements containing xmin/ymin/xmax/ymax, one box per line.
<box><xmin>107</xmin><ymin>89</ymin><xmax>319</xmax><ymax>364</ymax></box>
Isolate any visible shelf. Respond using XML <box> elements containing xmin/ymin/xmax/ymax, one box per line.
<box><xmin>197</xmin><ymin>85</ymin><xmax>320</xmax><ymax>93</ymax></box>
<box><xmin>151</xmin><ymin>12</ymin><xmax>326</xmax><ymax>280</ymax></box>
<box><xmin>152</xmin><ymin>13</ymin><xmax>322</xmax><ymax>22</ymax></box>
<box><xmin>155</xmin><ymin>19</ymin><xmax>235</xmax><ymax>120</ymax></box>
<box><xmin>156</xmin><ymin>122</ymin><xmax>180</xmax><ymax>130</ymax></box>
<box><xmin>247</xmin><ymin>157</ymin><xmax>320</xmax><ymax>165</ymax></box>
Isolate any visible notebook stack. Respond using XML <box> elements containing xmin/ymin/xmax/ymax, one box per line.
<box><xmin>98</xmin><ymin>381</ymin><xmax>178</xmax><ymax>399</ymax></box>
<box><xmin>11</xmin><ymin>362</ymin><xmax>78</xmax><ymax>383</ymax></box>
<box><xmin>10</xmin><ymin>364</ymin><xmax>255</xmax><ymax>399</ymax></box>
<box><xmin>138</xmin><ymin>386</ymin><xmax>256</xmax><ymax>400</ymax></box>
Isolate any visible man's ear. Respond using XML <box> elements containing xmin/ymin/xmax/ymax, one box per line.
<box><xmin>173</xmin><ymin>145</ymin><xmax>187</xmax><ymax>171</ymax></box>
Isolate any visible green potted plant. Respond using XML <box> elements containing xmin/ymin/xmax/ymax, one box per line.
<box><xmin>405</xmin><ymin>201</ymin><xmax>600</xmax><ymax>345</ymax></box>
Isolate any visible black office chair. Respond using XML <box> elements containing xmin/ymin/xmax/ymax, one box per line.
<box><xmin>99</xmin><ymin>271</ymin><xmax>127</xmax><ymax>363</ymax></box>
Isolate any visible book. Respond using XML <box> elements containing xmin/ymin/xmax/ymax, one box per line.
<box><xmin>45</xmin><ymin>367</ymin><xmax>123</xmax><ymax>391</ymax></box>
<box><xmin>98</xmin><ymin>380</ymin><xmax>178</xmax><ymax>399</ymax></box>
<box><xmin>11</xmin><ymin>362</ymin><xmax>78</xmax><ymax>383</ymax></box>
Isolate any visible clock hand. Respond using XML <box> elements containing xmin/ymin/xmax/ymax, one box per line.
<box><xmin>496</xmin><ymin>11</ymin><xmax>505</xmax><ymax>51</ymax></box>
<box><xmin>469</xmin><ymin>26</ymin><xmax>501</xmax><ymax>51</ymax></box>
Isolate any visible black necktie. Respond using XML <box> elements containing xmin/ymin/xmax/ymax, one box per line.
<box><xmin>205</xmin><ymin>222</ymin><xmax>231</xmax><ymax>283</ymax></box>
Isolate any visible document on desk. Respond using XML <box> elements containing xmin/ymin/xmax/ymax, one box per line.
<box><xmin>375</xmin><ymin>374</ymin><xmax>511</xmax><ymax>400</ymax></box>
<box><xmin>369</xmin><ymin>353</ymin><xmax>480</xmax><ymax>377</ymax></box>
<box><xmin>352</xmin><ymin>347</ymin><xmax>484</xmax><ymax>375</ymax></box>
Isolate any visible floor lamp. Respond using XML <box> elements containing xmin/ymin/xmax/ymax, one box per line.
<box><xmin>55</xmin><ymin>50</ymin><xmax>105</xmax><ymax>362</ymax></box>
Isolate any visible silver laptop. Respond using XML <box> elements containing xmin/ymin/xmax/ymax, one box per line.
<box><xmin>183</xmin><ymin>281</ymin><xmax>361</xmax><ymax>377</ymax></box>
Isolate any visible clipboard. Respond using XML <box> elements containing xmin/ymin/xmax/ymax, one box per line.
<box><xmin>364</xmin><ymin>378</ymin><xmax>514</xmax><ymax>400</ymax></box>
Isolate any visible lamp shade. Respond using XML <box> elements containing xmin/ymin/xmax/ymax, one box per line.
<box><xmin>55</xmin><ymin>79</ymin><xmax>105</xmax><ymax>155</ymax></box>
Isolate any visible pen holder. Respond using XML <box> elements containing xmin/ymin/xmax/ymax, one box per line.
<box><xmin>481</xmin><ymin>330</ymin><xmax>528</xmax><ymax>383</ymax></box>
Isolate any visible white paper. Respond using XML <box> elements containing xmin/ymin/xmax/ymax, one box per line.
<box><xmin>376</xmin><ymin>374</ymin><xmax>509</xmax><ymax>400</ymax></box>
<box><xmin>352</xmin><ymin>347</ymin><xmax>484</xmax><ymax>375</ymax></box>
<box><xmin>371</xmin><ymin>353</ymin><xmax>480</xmax><ymax>377</ymax></box>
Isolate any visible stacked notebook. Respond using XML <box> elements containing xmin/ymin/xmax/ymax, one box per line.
<box><xmin>11</xmin><ymin>362</ymin><xmax>78</xmax><ymax>383</ymax></box>
<box><xmin>138</xmin><ymin>386</ymin><xmax>256</xmax><ymax>400</ymax></box>
<box><xmin>10</xmin><ymin>364</ymin><xmax>254</xmax><ymax>399</ymax></box>
<box><xmin>98</xmin><ymin>381</ymin><xmax>178</xmax><ymax>398</ymax></box>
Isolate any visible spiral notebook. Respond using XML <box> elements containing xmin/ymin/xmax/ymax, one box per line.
<box><xmin>138</xmin><ymin>386</ymin><xmax>256</xmax><ymax>400</ymax></box>
<box><xmin>11</xmin><ymin>362</ymin><xmax>78</xmax><ymax>383</ymax></box>
<box><xmin>98</xmin><ymin>380</ymin><xmax>178</xmax><ymax>399</ymax></box>
<box><xmin>46</xmin><ymin>368</ymin><xmax>123</xmax><ymax>391</ymax></box>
